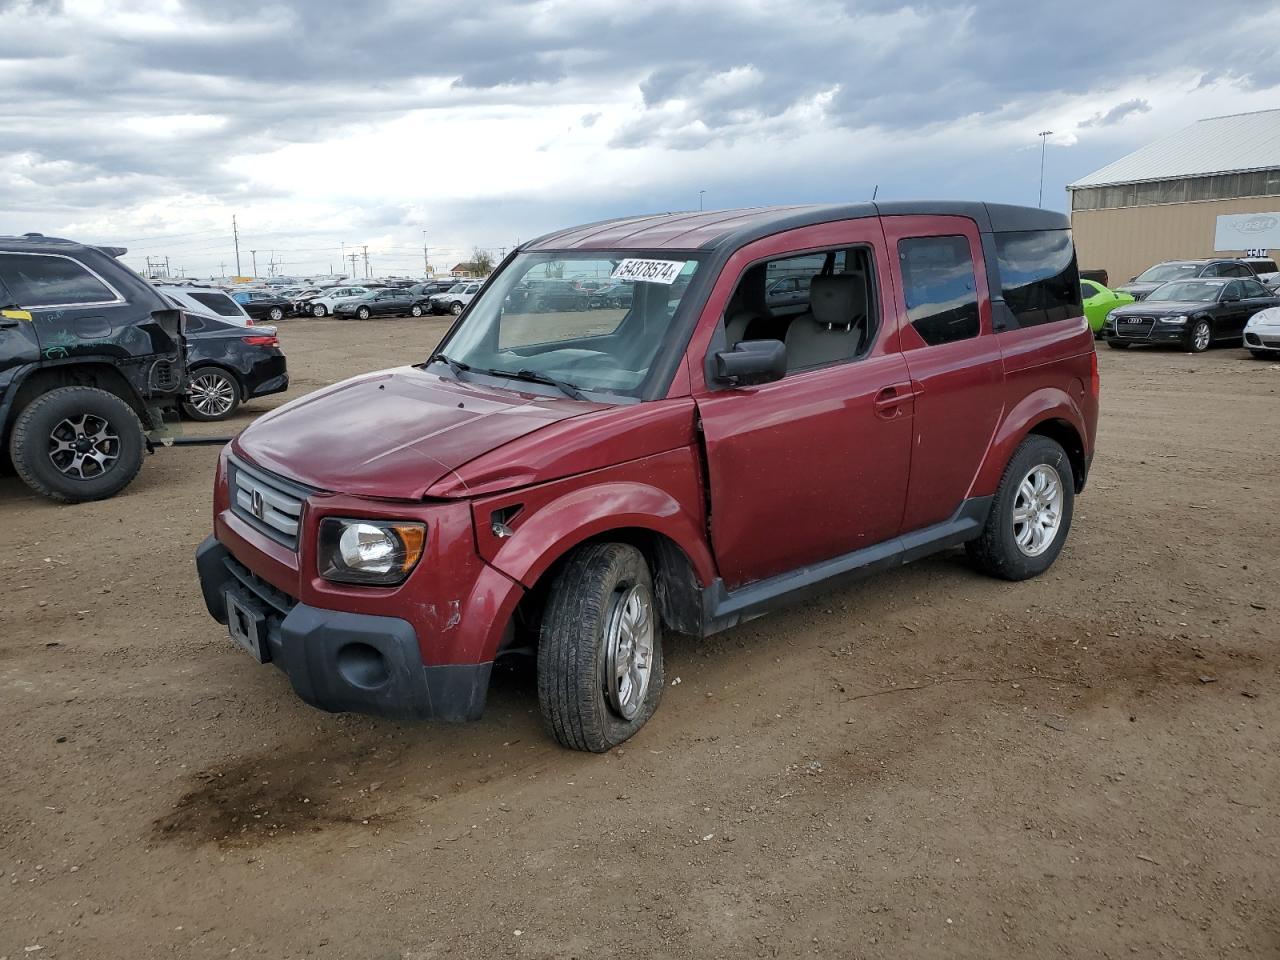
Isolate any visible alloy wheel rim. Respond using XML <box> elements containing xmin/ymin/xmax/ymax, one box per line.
<box><xmin>1011</xmin><ymin>464</ymin><xmax>1063</xmax><ymax>558</ymax></box>
<box><xmin>602</xmin><ymin>582</ymin><xmax>655</xmax><ymax>721</ymax></box>
<box><xmin>1193</xmin><ymin>322</ymin><xmax>1210</xmax><ymax>350</ymax></box>
<box><xmin>48</xmin><ymin>413</ymin><xmax>120</xmax><ymax>479</ymax></box>
<box><xmin>189</xmin><ymin>372</ymin><xmax>236</xmax><ymax>416</ymax></box>
<box><xmin>313</xmin><ymin>305</ymin><xmax>325</xmax><ymax>316</ymax></box>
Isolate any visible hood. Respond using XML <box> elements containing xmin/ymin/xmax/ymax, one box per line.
<box><xmin>1113</xmin><ymin>300</ymin><xmax>1211</xmax><ymax>317</ymax></box>
<box><xmin>233</xmin><ymin>366</ymin><xmax>604</xmax><ymax>500</ymax></box>
<box><xmin>1248</xmin><ymin>307</ymin><xmax>1280</xmax><ymax>327</ymax></box>
<box><xmin>1115</xmin><ymin>282</ymin><xmax>1162</xmax><ymax>299</ymax></box>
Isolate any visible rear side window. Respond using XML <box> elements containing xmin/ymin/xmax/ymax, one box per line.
<box><xmin>0</xmin><ymin>253</ymin><xmax>117</xmax><ymax>307</ymax></box>
<box><xmin>898</xmin><ymin>235</ymin><xmax>981</xmax><ymax>346</ymax></box>
<box><xmin>189</xmin><ymin>292</ymin><xmax>243</xmax><ymax>317</ymax></box>
<box><xmin>994</xmin><ymin>230</ymin><xmax>1079</xmax><ymax>327</ymax></box>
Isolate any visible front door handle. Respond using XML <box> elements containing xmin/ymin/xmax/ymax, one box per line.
<box><xmin>873</xmin><ymin>383</ymin><xmax>921</xmax><ymax>417</ymax></box>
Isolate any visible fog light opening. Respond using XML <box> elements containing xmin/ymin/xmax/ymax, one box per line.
<box><xmin>336</xmin><ymin>642</ymin><xmax>391</xmax><ymax>690</ymax></box>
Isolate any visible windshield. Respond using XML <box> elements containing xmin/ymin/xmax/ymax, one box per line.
<box><xmin>436</xmin><ymin>251</ymin><xmax>702</xmax><ymax>398</ymax></box>
<box><xmin>1136</xmin><ymin>263</ymin><xmax>1199</xmax><ymax>282</ymax></box>
<box><xmin>1147</xmin><ymin>280</ymin><xmax>1223</xmax><ymax>302</ymax></box>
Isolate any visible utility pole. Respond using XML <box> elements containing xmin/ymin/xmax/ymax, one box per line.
<box><xmin>232</xmin><ymin>215</ymin><xmax>241</xmax><ymax>276</ymax></box>
<box><xmin>250</xmin><ymin>249</ymin><xmax>258</xmax><ymax>277</ymax></box>
<box><xmin>145</xmin><ymin>256</ymin><xmax>153</xmax><ymax>278</ymax></box>
<box><xmin>699</xmin><ymin>189</ymin><xmax>706</xmax><ymax>211</ymax></box>
<box><xmin>1038</xmin><ymin>130</ymin><xmax>1054</xmax><ymax>208</ymax></box>
<box><xmin>347</xmin><ymin>252</ymin><xmax>360</xmax><ymax>278</ymax></box>
<box><xmin>164</xmin><ymin>256</ymin><xmax>170</xmax><ymax>278</ymax></box>
<box><xmin>362</xmin><ymin>245</ymin><xmax>370</xmax><ymax>279</ymax></box>
<box><xmin>219</xmin><ymin>261</ymin><xmax>226</xmax><ymax>278</ymax></box>
<box><xmin>422</xmin><ymin>230</ymin><xmax>429</xmax><ymax>277</ymax></box>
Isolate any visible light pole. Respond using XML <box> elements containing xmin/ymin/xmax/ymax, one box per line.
<box><xmin>698</xmin><ymin>189</ymin><xmax>706</xmax><ymax>211</ymax></box>
<box><xmin>1037</xmin><ymin>130</ymin><xmax>1053</xmax><ymax>208</ymax></box>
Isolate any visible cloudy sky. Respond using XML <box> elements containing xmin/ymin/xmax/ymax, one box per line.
<box><xmin>2</xmin><ymin>0</ymin><xmax>1279</xmax><ymax>279</ymax></box>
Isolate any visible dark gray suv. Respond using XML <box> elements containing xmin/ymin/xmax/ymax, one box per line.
<box><xmin>0</xmin><ymin>233</ymin><xmax>185</xmax><ymax>502</ymax></box>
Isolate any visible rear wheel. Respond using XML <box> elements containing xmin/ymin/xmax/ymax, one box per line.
<box><xmin>450</xmin><ymin>301</ymin><xmax>464</xmax><ymax>316</ymax></box>
<box><xmin>182</xmin><ymin>368</ymin><xmax>241</xmax><ymax>421</ymax></box>
<box><xmin>966</xmin><ymin>435</ymin><xmax>1074</xmax><ymax>581</ymax></box>
<box><xmin>9</xmin><ymin>387</ymin><xmax>146</xmax><ymax>503</ymax></box>
<box><xmin>537</xmin><ymin>543</ymin><xmax>664</xmax><ymax>752</ymax></box>
<box><xmin>1186</xmin><ymin>318</ymin><xmax>1212</xmax><ymax>353</ymax></box>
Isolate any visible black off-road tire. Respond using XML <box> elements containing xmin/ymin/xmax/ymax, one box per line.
<box><xmin>1106</xmin><ymin>340</ymin><xmax>1130</xmax><ymax>350</ymax></box>
<box><xmin>9</xmin><ymin>387</ymin><xmax>146</xmax><ymax>503</ymax></box>
<box><xmin>537</xmin><ymin>543</ymin><xmax>664</xmax><ymax>752</ymax></box>
<box><xmin>966</xmin><ymin>435</ymin><xmax>1075</xmax><ymax>581</ymax></box>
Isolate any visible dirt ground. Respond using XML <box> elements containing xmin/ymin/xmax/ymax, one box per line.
<box><xmin>2</xmin><ymin>318</ymin><xmax>1278</xmax><ymax>959</ymax></box>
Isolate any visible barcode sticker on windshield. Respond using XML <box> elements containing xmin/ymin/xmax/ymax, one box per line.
<box><xmin>610</xmin><ymin>259</ymin><xmax>686</xmax><ymax>285</ymax></box>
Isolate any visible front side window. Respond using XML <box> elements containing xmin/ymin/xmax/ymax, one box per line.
<box><xmin>898</xmin><ymin>235</ymin><xmax>980</xmax><ymax>346</ymax></box>
<box><xmin>437</xmin><ymin>251</ymin><xmax>702</xmax><ymax>398</ymax></box>
<box><xmin>0</xmin><ymin>253</ymin><xmax>116</xmax><ymax>307</ymax></box>
<box><xmin>994</xmin><ymin>229</ymin><xmax>1079</xmax><ymax>327</ymax></box>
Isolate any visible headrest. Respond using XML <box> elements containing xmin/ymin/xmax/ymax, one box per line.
<box><xmin>808</xmin><ymin>273</ymin><xmax>865</xmax><ymax>328</ymax></box>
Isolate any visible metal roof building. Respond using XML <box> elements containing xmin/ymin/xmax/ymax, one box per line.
<box><xmin>1067</xmin><ymin>109</ymin><xmax>1280</xmax><ymax>283</ymax></box>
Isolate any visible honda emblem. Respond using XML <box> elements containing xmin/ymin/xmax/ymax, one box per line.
<box><xmin>251</xmin><ymin>488</ymin><xmax>265</xmax><ymax>520</ymax></box>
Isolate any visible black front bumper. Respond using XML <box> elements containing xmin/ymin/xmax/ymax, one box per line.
<box><xmin>195</xmin><ymin>536</ymin><xmax>490</xmax><ymax>722</ymax></box>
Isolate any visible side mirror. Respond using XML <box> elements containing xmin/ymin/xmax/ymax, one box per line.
<box><xmin>1128</xmin><ymin>277</ymin><xmax>1137</xmax><ymax>283</ymax></box>
<box><xmin>714</xmin><ymin>339</ymin><xmax>786</xmax><ymax>387</ymax></box>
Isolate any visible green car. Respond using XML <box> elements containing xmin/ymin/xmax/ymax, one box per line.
<box><xmin>1081</xmin><ymin>279</ymin><xmax>1135</xmax><ymax>335</ymax></box>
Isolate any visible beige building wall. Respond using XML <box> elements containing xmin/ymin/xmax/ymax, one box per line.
<box><xmin>1070</xmin><ymin>194</ymin><xmax>1280</xmax><ymax>285</ymax></box>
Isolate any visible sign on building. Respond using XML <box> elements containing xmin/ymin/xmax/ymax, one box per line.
<box><xmin>1214</xmin><ymin>213</ymin><xmax>1280</xmax><ymax>252</ymax></box>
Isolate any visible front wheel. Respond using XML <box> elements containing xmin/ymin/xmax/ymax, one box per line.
<box><xmin>450</xmin><ymin>301</ymin><xmax>464</xmax><ymax>316</ymax></box>
<box><xmin>356</xmin><ymin>306</ymin><xmax>371</xmax><ymax>320</ymax></box>
<box><xmin>8</xmin><ymin>386</ymin><xmax>146</xmax><ymax>503</ymax></box>
<box><xmin>410</xmin><ymin>304</ymin><xmax>424</xmax><ymax>317</ymax></box>
<box><xmin>311</xmin><ymin>304</ymin><xmax>327</xmax><ymax>317</ymax></box>
<box><xmin>268</xmin><ymin>307</ymin><xmax>284</xmax><ymax>322</ymax></box>
<box><xmin>537</xmin><ymin>543</ymin><xmax>664</xmax><ymax>752</ymax></box>
<box><xmin>966</xmin><ymin>435</ymin><xmax>1074</xmax><ymax>581</ymax></box>
<box><xmin>1186</xmin><ymin>318</ymin><xmax>1212</xmax><ymax>353</ymax></box>
<box><xmin>182</xmin><ymin>368</ymin><xmax>241</xmax><ymax>421</ymax></box>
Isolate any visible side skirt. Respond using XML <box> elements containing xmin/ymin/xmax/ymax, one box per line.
<box><xmin>698</xmin><ymin>496</ymin><xmax>993</xmax><ymax>636</ymax></box>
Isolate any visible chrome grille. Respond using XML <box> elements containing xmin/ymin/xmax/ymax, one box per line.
<box><xmin>229</xmin><ymin>456</ymin><xmax>310</xmax><ymax>549</ymax></box>
<box><xmin>1115</xmin><ymin>316</ymin><xmax>1154</xmax><ymax>340</ymax></box>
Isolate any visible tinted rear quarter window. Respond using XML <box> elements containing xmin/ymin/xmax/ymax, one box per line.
<box><xmin>898</xmin><ymin>235</ymin><xmax>981</xmax><ymax>346</ymax></box>
<box><xmin>0</xmin><ymin>253</ymin><xmax>116</xmax><ymax>307</ymax></box>
<box><xmin>189</xmin><ymin>292</ymin><xmax>243</xmax><ymax>317</ymax></box>
<box><xmin>994</xmin><ymin>230</ymin><xmax>1079</xmax><ymax>327</ymax></box>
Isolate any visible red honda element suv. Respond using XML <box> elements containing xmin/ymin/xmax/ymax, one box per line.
<box><xmin>196</xmin><ymin>202</ymin><xmax>1099</xmax><ymax>751</ymax></box>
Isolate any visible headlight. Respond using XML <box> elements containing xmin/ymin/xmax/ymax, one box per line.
<box><xmin>1105</xmin><ymin>310</ymin><xmax>1118</xmax><ymax>324</ymax></box>
<box><xmin>318</xmin><ymin>518</ymin><xmax>426</xmax><ymax>585</ymax></box>
<box><xmin>1161</xmin><ymin>315</ymin><xmax>1187</xmax><ymax>325</ymax></box>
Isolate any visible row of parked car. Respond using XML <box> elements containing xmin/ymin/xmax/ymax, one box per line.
<box><xmin>1077</xmin><ymin>256</ymin><xmax>1280</xmax><ymax>356</ymax></box>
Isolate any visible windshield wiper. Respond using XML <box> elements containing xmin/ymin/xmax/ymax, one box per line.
<box><xmin>426</xmin><ymin>352</ymin><xmax>470</xmax><ymax>377</ymax></box>
<box><xmin>485</xmin><ymin>367</ymin><xmax>588</xmax><ymax>401</ymax></box>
